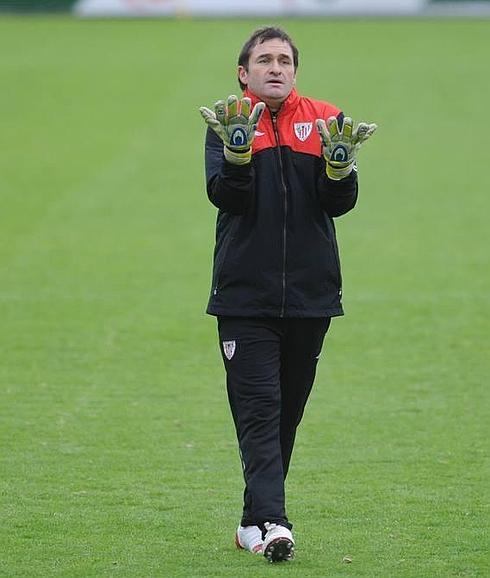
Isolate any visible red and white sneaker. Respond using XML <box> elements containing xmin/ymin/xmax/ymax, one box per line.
<box><xmin>235</xmin><ymin>525</ymin><xmax>263</xmax><ymax>555</ymax></box>
<box><xmin>262</xmin><ymin>522</ymin><xmax>295</xmax><ymax>562</ymax></box>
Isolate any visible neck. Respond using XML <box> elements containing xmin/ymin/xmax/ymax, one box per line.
<box><xmin>264</xmin><ymin>98</ymin><xmax>285</xmax><ymax>113</ymax></box>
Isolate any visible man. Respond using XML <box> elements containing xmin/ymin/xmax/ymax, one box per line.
<box><xmin>199</xmin><ymin>26</ymin><xmax>376</xmax><ymax>563</ymax></box>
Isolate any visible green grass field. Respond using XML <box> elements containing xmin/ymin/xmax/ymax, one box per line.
<box><xmin>0</xmin><ymin>15</ymin><xmax>488</xmax><ymax>577</ymax></box>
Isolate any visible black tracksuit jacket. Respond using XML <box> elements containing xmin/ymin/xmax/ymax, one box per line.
<box><xmin>204</xmin><ymin>88</ymin><xmax>359</xmax><ymax>318</ymax></box>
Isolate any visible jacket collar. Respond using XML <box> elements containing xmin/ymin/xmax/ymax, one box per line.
<box><xmin>243</xmin><ymin>87</ymin><xmax>300</xmax><ymax>116</ymax></box>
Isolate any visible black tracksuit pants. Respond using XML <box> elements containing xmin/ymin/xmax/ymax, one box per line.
<box><xmin>217</xmin><ymin>316</ymin><xmax>331</xmax><ymax>530</ymax></box>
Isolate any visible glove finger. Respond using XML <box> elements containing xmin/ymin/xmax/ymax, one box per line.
<box><xmin>227</xmin><ymin>95</ymin><xmax>239</xmax><ymax>119</ymax></box>
<box><xmin>353</xmin><ymin>122</ymin><xmax>378</xmax><ymax>145</ymax></box>
<box><xmin>316</xmin><ymin>118</ymin><xmax>331</xmax><ymax>146</ymax></box>
<box><xmin>199</xmin><ymin>106</ymin><xmax>217</xmax><ymax>123</ymax></box>
<box><xmin>362</xmin><ymin>122</ymin><xmax>378</xmax><ymax>139</ymax></box>
<box><xmin>249</xmin><ymin>101</ymin><xmax>266</xmax><ymax>129</ymax></box>
<box><xmin>214</xmin><ymin>100</ymin><xmax>226</xmax><ymax>125</ymax></box>
<box><xmin>326</xmin><ymin>116</ymin><xmax>339</xmax><ymax>139</ymax></box>
<box><xmin>342</xmin><ymin>116</ymin><xmax>353</xmax><ymax>140</ymax></box>
<box><xmin>200</xmin><ymin>108</ymin><xmax>223</xmax><ymax>134</ymax></box>
<box><xmin>240</xmin><ymin>97</ymin><xmax>251</xmax><ymax>119</ymax></box>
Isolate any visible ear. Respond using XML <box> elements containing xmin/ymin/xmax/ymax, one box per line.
<box><xmin>238</xmin><ymin>65</ymin><xmax>248</xmax><ymax>86</ymax></box>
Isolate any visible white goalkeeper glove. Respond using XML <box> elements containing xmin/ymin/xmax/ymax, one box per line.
<box><xmin>316</xmin><ymin>116</ymin><xmax>377</xmax><ymax>180</ymax></box>
<box><xmin>200</xmin><ymin>95</ymin><xmax>266</xmax><ymax>165</ymax></box>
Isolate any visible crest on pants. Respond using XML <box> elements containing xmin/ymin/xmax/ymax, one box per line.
<box><xmin>294</xmin><ymin>122</ymin><xmax>313</xmax><ymax>142</ymax></box>
<box><xmin>222</xmin><ymin>340</ymin><xmax>236</xmax><ymax>360</ymax></box>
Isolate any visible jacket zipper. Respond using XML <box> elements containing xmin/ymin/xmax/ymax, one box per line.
<box><xmin>271</xmin><ymin>110</ymin><xmax>288</xmax><ymax>317</ymax></box>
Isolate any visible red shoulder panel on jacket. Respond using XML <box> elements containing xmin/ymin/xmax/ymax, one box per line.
<box><xmin>251</xmin><ymin>93</ymin><xmax>341</xmax><ymax>157</ymax></box>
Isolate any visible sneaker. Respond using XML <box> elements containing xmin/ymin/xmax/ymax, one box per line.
<box><xmin>262</xmin><ymin>522</ymin><xmax>295</xmax><ymax>562</ymax></box>
<box><xmin>235</xmin><ymin>525</ymin><xmax>263</xmax><ymax>555</ymax></box>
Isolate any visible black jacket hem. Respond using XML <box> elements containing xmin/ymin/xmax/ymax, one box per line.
<box><xmin>206</xmin><ymin>305</ymin><xmax>344</xmax><ymax>318</ymax></box>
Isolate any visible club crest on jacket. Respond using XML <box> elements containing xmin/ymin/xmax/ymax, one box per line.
<box><xmin>294</xmin><ymin>122</ymin><xmax>313</xmax><ymax>142</ymax></box>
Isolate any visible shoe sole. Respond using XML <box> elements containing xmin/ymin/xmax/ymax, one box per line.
<box><xmin>263</xmin><ymin>537</ymin><xmax>294</xmax><ymax>562</ymax></box>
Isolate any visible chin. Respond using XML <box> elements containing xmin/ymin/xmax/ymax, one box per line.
<box><xmin>264</xmin><ymin>88</ymin><xmax>288</xmax><ymax>100</ymax></box>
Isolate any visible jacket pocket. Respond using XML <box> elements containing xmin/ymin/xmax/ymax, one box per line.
<box><xmin>323</xmin><ymin>215</ymin><xmax>342</xmax><ymax>287</ymax></box>
<box><xmin>212</xmin><ymin>219</ymin><xmax>239</xmax><ymax>294</ymax></box>
<box><xmin>330</xmin><ymin>237</ymin><xmax>342</xmax><ymax>288</ymax></box>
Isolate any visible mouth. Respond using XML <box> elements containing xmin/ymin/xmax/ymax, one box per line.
<box><xmin>266</xmin><ymin>80</ymin><xmax>284</xmax><ymax>87</ymax></box>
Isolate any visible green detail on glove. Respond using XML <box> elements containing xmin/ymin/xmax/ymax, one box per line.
<box><xmin>200</xmin><ymin>95</ymin><xmax>266</xmax><ymax>165</ymax></box>
<box><xmin>316</xmin><ymin>116</ymin><xmax>378</xmax><ymax>180</ymax></box>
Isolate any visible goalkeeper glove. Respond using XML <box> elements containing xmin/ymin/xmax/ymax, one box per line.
<box><xmin>200</xmin><ymin>95</ymin><xmax>266</xmax><ymax>165</ymax></box>
<box><xmin>316</xmin><ymin>116</ymin><xmax>377</xmax><ymax>180</ymax></box>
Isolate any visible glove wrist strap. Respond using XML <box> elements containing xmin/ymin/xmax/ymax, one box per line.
<box><xmin>326</xmin><ymin>161</ymin><xmax>355</xmax><ymax>181</ymax></box>
<box><xmin>224</xmin><ymin>146</ymin><xmax>251</xmax><ymax>165</ymax></box>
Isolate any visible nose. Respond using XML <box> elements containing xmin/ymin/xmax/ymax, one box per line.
<box><xmin>269</xmin><ymin>59</ymin><xmax>281</xmax><ymax>74</ymax></box>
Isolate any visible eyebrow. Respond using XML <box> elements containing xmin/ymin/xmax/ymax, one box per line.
<box><xmin>254</xmin><ymin>52</ymin><xmax>292</xmax><ymax>61</ymax></box>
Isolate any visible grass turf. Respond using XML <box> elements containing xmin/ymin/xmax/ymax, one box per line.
<box><xmin>0</xmin><ymin>16</ymin><xmax>488</xmax><ymax>577</ymax></box>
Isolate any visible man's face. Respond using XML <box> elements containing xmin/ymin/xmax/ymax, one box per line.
<box><xmin>238</xmin><ymin>39</ymin><xmax>296</xmax><ymax>110</ymax></box>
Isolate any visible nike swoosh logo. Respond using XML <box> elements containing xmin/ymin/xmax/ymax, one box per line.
<box><xmin>255</xmin><ymin>131</ymin><xmax>265</xmax><ymax>137</ymax></box>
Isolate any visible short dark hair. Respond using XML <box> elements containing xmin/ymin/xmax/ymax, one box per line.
<box><xmin>237</xmin><ymin>26</ymin><xmax>299</xmax><ymax>91</ymax></box>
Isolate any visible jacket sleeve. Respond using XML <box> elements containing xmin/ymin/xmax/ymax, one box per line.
<box><xmin>204</xmin><ymin>127</ymin><xmax>255</xmax><ymax>215</ymax></box>
<box><xmin>317</xmin><ymin>168</ymin><xmax>359</xmax><ymax>217</ymax></box>
<box><xmin>316</xmin><ymin>111</ymin><xmax>359</xmax><ymax>217</ymax></box>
